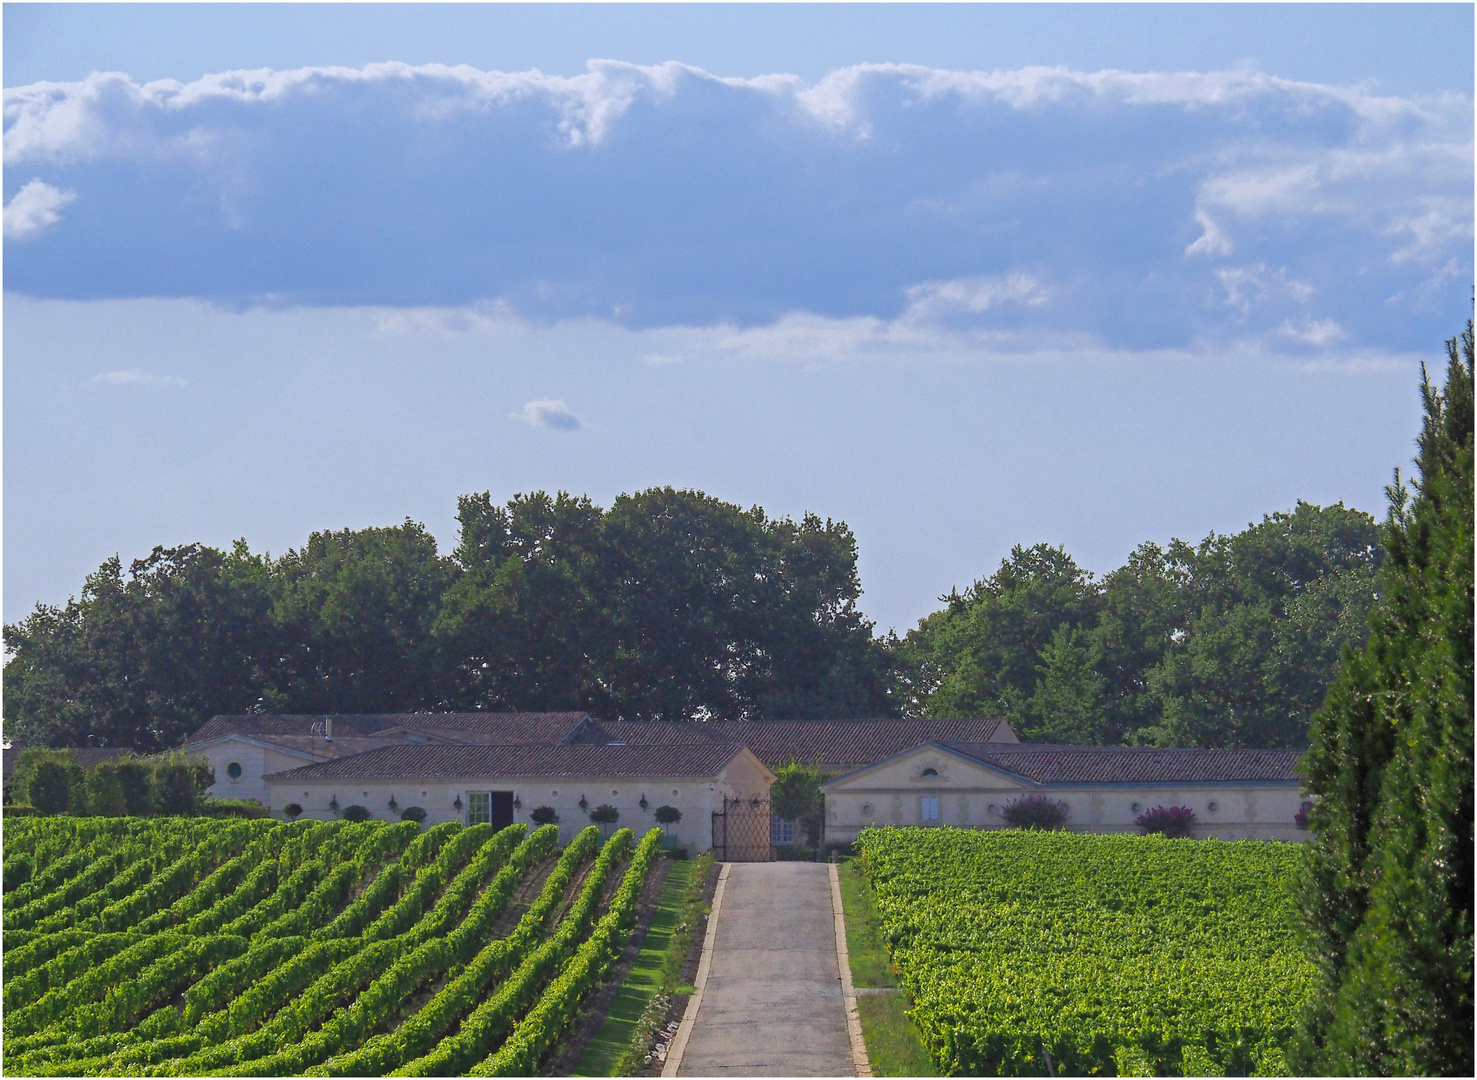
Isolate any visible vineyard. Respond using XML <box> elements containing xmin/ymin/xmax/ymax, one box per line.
<box><xmin>857</xmin><ymin>827</ymin><xmax>1315</xmax><ymax>1077</ymax></box>
<box><xmin>1</xmin><ymin>815</ymin><xmax>664</xmax><ymax>1076</ymax></box>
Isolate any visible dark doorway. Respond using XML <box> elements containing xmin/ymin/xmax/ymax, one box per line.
<box><xmin>491</xmin><ymin>791</ymin><xmax>515</xmax><ymax>830</ymax></box>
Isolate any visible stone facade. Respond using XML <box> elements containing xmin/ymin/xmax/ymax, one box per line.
<box><xmin>821</xmin><ymin>744</ymin><xmax>1307</xmax><ymax>843</ymax></box>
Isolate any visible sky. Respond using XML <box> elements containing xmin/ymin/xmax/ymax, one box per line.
<box><xmin>3</xmin><ymin>3</ymin><xmax>1473</xmax><ymax>634</ymax></box>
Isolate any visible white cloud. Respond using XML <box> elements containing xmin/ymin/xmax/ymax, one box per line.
<box><xmin>89</xmin><ymin>368</ymin><xmax>186</xmax><ymax>387</ymax></box>
<box><xmin>3</xmin><ymin>179</ymin><xmax>75</xmax><ymax>240</ymax></box>
<box><xmin>1279</xmin><ymin>317</ymin><xmax>1347</xmax><ymax>347</ymax></box>
<box><xmin>1215</xmin><ymin>265</ymin><xmax>1314</xmax><ymax>313</ymax></box>
<box><xmin>512</xmin><ymin>398</ymin><xmax>583</xmax><ymax>431</ymax></box>
<box><xmin>902</xmin><ymin>273</ymin><xmax>1049</xmax><ymax>320</ymax></box>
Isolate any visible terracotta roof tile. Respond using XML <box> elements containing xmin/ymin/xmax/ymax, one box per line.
<box><xmin>942</xmin><ymin>743</ymin><xmax>1303</xmax><ymax>784</ymax></box>
<box><xmin>187</xmin><ymin>712</ymin><xmax>593</xmax><ymax>745</ymax></box>
<box><xmin>264</xmin><ymin>742</ymin><xmax>748</xmax><ymax>782</ymax></box>
<box><xmin>599</xmin><ymin>718</ymin><xmax>1010</xmax><ymax>768</ymax></box>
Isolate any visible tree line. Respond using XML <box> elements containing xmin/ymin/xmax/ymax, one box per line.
<box><xmin>901</xmin><ymin>499</ymin><xmax>1383</xmax><ymax>748</ymax></box>
<box><xmin>4</xmin><ymin>481</ymin><xmax>1381</xmax><ymax>754</ymax></box>
<box><xmin>3</xmin><ymin>488</ymin><xmax>894</xmax><ymax>750</ymax></box>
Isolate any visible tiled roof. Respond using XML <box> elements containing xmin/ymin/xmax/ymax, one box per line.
<box><xmin>598</xmin><ymin>717</ymin><xmax>1012</xmax><ymax>768</ymax></box>
<box><xmin>264</xmin><ymin>742</ymin><xmax>749</xmax><ymax>782</ymax></box>
<box><xmin>186</xmin><ymin>712</ymin><xmax>594</xmax><ymax>745</ymax></box>
<box><xmin>942</xmin><ymin>743</ymin><xmax>1304</xmax><ymax>785</ymax></box>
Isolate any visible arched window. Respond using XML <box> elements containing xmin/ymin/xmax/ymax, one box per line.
<box><xmin>921</xmin><ymin>767</ymin><xmax>938</xmax><ymax>777</ymax></box>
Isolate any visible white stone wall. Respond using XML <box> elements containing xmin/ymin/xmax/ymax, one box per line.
<box><xmin>264</xmin><ymin>774</ymin><xmax>733</xmax><ymax>852</ymax></box>
<box><xmin>821</xmin><ymin>747</ymin><xmax>1309</xmax><ymax>843</ymax></box>
<box><xmin>824</xmin><ymin>783</ymin><xmax>1307</xmax><ymax>842</ymax></box>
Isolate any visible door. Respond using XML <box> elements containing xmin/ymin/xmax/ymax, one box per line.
<box><xmin>490</xmin><ymin>791</ymin><xmax>515</xmax><ymax>830</ymax></box>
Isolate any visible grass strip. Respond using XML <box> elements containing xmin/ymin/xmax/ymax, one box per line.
<box><xmin>592</xmin><ymin>852</ymin><xmax>713</xmax><ymax>1077</ymax></box>
<box><xmin>569</xmin><ymin>860</ymin><xmax>687</xmax><ymax>1076</ymax></box>
<box><xmin>835</xmin><ymin>858</ymin><xmax>938</xmax><ymax>1078</ymax></box>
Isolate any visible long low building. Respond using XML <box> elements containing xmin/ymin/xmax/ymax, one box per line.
<box><xmin>820</xmin><ymin>741</ymin><xmax>1307</xmax><ymax>843</ymax></box>
<box><xmin>182</xmin><ymin>711</ymin><xmax>1309</xmax><ymax>852</ymax></box>
<box><xmin>264</xmin><ymin>742</ymin><xmax>775</xmax><ymax>856</ymax></box>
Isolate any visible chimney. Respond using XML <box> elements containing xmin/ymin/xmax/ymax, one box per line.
<box><xmin>324</xmin><ymin>716</ymin><xmax>333</xmax><ymax>742</ymax></box>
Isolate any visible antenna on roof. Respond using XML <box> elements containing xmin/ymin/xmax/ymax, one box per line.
<box><xmin>324</xmin><ymin>716</ymin><xmax>333</xmax><ymax>742</ymax></box>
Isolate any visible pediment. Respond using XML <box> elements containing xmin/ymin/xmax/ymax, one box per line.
<box><xmin>821</xmin><ymin>741</ymin><xmax>1033</xmax><ymax>791</ymax></box>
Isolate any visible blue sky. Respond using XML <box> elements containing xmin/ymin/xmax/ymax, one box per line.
<box><xmin>4</xmin><ymin>3</ymin><xmax>1473</xmax><ymax>632</ymax></box>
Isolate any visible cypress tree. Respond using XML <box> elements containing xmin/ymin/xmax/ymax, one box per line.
<box><xmin>1295</xmin><ymin>322</ymin><xmax>1474</xmax><ymax>1074</ymax></box>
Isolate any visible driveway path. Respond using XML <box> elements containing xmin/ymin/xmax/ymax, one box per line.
<box><xmin>671</xmin><ymin>862</ymin><xmax>856</xmax><ymax>1076</ymax></box>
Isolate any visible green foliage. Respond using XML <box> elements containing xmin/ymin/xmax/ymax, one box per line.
<box><xmin>152</xmin><ymin>752</ymin><xmax>214</xmax><ymax>815</ymax></box>
<box><xmin>0</xmin><ymin>818</ymin><xmax>662</xmax><ymax>1078</ymax></box>
<box><xmin>1296</xmin><ymin>322</ymin><xmax>1474</xmax><ymax>1076</ymax></box>
<box><xmin>338</xmin><ymin>805</ymin><xmax>371</xmax><ymax>822</ymax></box>
<box><xmin>28</xmin><ymin>759</ymin><xmax>72</xmax><ymax>814</ymax></box>
<box><xmin>857</xmin><ymin>827</ymin><xmax>1315</xmax><ymax>1076</ymax></box>
<box><xmin>398</xmin><ymin>805</ymin><xmax>426</xmax><ymax>822</ymax></box>
<box><xmin>282</xmin><ymin>803</ymin><xmax>303</xmax><ymax>819</ymax></box>
<box><xmin>5</xmin><ymin>489</ymin><xmax>895</xmax><ymax>750</ymax></box>
<box><xmin>588</xmin><ymin>803</ymin><xmax>620</xmax><ymax>825</ymax></box>
<box><xmin>901</xmin><ymin>501</ymin><xmax>1382</xmax><ymax>748</ymax></box>
<box><xmin>529</xmin><ymin>805</ymin><xmax>559</xmax><ymax>825</ymax></box>
<box><xmin>770</xmin><ymin>761</ymin><xmax>824</xmax><ymax>845</ymax></box>
<box><xmin>652</xmin><ymin>804</ymin><xmax>681</xmax><ymax>826</ymax></box>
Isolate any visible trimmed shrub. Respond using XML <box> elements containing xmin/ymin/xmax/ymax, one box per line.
<box><xmin>530</xmin><ymin>806</ymin><xmax>559</xmax><ymax>826</ymax></box>
<box><xmin>340</xmin><ymin>805</ymin><xmax>372</xmax><ymax>823</ymax></box>
<box><xmin>588</xmin><ymin>804</ymin><xmax>619</xmax><ymax>825</ymax></box>
<box><xmin>400</xmin><ymin>805</ymin><xmax>428</xmax><ymax>823</ymax></box>
<box><xmin>653</xmin><ymin>804</ymin><xmax>681</xmax><ymax>826</ymax></box>
<box><xmin>1136</xmin><ymin>805</ymin><xmax>1197</xmax><ymax>838</ymax></box>
<box><xmin>1001</xmin><ymin>793</ymin><xmax>1070</xmax><ymax>830</ymax></box>
<box><xmin>152</xmin><ymin>752</ymin><xmax>213</xmax><ymax>815</ymax></box>
<box><xmin>114</xmin><ymin>759</ymin><xmax>155</xmax><ymax>816</ymax></box>
<box><xmin>283</xmin><ymin>802</ymin><xmax>304</xmax><ymax>819</ymax></box>
<box><xmin>29</xmin><ymin>760</ymin><xmax>73</xmax><ymax>815</ymax></box>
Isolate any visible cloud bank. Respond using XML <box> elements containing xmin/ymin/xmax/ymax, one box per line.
<box><xmin>3</xmin><ymin>61</ymin><xmax>1470</xmax><ymax>354</ymax></box>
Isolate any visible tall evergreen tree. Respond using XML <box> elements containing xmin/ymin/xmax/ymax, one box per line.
<box><xmin>1295</xmin><ymin>322</ymin><xmax>1473</xmax><ymax>1075</ymax></box>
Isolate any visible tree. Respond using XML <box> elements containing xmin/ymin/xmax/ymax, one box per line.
<box><xmin>770</xmin><ymin>762</ymin><xmax>825</xmax><ymax>845</ymax></box>
<box><xmin>271</xmin><ymin>521</ymin><xmax>457</xmax><ymax>713</ymax></box>
<box><xmin>28</xmin><ymin>759</ymin><xmax>73</xmax><ymax>815</ymax></box>
<box><xmin>1295</xmin><ymin>321</ymin><xmax>1473</xmax><ymax>1075</ymax></box>
<box><xmin>653</xmin><ymin>804</ymin><xmax>682</xmax><ymax>830</ymax></box>
<box><xmin>597</xmin><ymin>489</ymin><xmax>894</xmax><ymax>721</ymax></box>
<box><xmin>152</xmin><ymin>752</ymin><xmax>212</xmax><ymax>815</ymax></box>
<box><xmin>905</xmin><ymin>544</ymin><xmax>1100</xmax><ymax>722</ymax></box>
<box><xmin>2</xmin><ymin>542</ymin><xmax>279</xmax><ymax>750</ymax></box>
<box><xmin>530</xmin><ymin>806</ymin><xmax>560</xmax><ymax>826</ymax></box>
<box><xmin>588</xmin><ymin>804</ymin><xmax>620</xmax><ymax>836</ymax></box>
<box><xmin>114</xmin><ymin>758</ymin><xmax>155</xmax><ymax>816</ymax></box>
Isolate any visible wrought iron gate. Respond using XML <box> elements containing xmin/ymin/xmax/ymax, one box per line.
<box><xmin>711</xmin><ymin>795</ymin><xmax>774</xmax><ymax>861</ymax></box>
